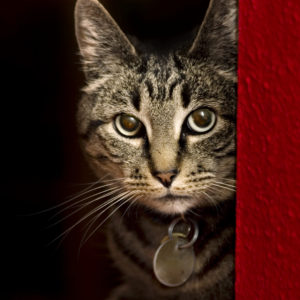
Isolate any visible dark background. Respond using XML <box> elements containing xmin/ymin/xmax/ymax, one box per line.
<box><xmin>1</xmin><ymin>0</ymin><xmax>209</xmax><ymax>299</ymax></box>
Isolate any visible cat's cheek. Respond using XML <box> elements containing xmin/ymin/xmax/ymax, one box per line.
<box><xmin>87</xmin><ymin>157</ymin><xmax>125</xmax><ymax>179</ymax></box>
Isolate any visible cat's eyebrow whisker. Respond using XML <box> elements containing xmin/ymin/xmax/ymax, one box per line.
<box><xmin>48</xmin><ymin>186</ymin><xmax>124</xmax><ymax>226</ymax></box>
<box><xmin>49</xmin><ymin>185</ymin><xmax>123</xmax><ymax>220</ymax></box>
<box><xmin>49</xmin><ymin>190</ymin><xmax>130</xmax><ymax>246</ymax></box>
<box><xmin>80</xmin><ymin>192</ymin><xmax>137</xmax><ymax>246</ymax></box>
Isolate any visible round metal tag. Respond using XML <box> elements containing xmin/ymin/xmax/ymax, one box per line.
<box><xmin>153</xmin><ymin>236</ymin><xmax>195</xmax><ymax>287</ymax></box>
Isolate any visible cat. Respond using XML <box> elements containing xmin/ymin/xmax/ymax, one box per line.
<box><xmin>74</xmin><ymin>0</ymin><xmax>237</xmax><ymax>299</ymax></box>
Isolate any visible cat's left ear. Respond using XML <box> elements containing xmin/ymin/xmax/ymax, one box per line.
<box><xmin>75</xmin><ymin>0</ymin><xmax>138</xmax><ymax>77</ymax></box>
<box><xmin>188</xmin><ymin>0</ymin><xmax>238</xmax><ymax>72</ymax></box>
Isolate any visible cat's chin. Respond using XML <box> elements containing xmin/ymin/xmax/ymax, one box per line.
<box><xmin>146</xmin><ymin>196</ymin><xmax>199</xmax><ymax>215</ymax></box>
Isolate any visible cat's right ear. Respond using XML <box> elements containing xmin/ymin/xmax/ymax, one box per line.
<box><xmin>75</xmin><ymin>0</ymin><xmax>138</xmax><ymax>78</ymax></box>
<box><xmin>187</xmin><ymin>0</ymin><xmax>238</xmax><ymax>72</ymax></box>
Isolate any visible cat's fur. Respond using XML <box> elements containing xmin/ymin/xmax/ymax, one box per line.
<box><xmin>75</xmin><ymin>0</ymin><xmax>237</xmax><ymax>299</ymax></box>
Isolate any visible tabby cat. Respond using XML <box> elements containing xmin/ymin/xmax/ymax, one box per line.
<box><xmin>75</xmin><ymin>0</ymin><xmax>237</xmax><ymax>299</ymax></box>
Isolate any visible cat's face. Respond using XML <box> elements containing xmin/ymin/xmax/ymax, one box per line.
<box><xmin>75</xmin><ymin>0</ymin><xmax>237</xmax><ymax>215</ymax></box>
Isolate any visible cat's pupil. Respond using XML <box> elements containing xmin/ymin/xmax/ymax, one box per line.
<box><xmin>192</xmin><ymin>109</ymin><xmax>212</xmax><ymax>128</ymax></box>
<box><xmin>120</xmin><ymin>114</ymin><xmax>139</xmax><ymax>131</ymax></box>
<box><xmin>192</xmin><ymin>108</ymin><xmax>213</xmax><ymax>127</ymax></box>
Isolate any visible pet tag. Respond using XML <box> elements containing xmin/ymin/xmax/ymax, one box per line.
<box><xmin>153</xmin><ymin>218</ymin><xmax>199</xmax><ymax>287</ymax></box>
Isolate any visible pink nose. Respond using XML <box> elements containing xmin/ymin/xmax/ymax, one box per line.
<box><xmin>154</xmin><ymin>170</ymin><xmax>178</xmax><ymax>188</ymax></box>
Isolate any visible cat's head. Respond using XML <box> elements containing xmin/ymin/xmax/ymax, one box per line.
<box><xmin>75</xmin><ymin>0</ymin><xmax>237</xmax><ymax>215</ymax></box>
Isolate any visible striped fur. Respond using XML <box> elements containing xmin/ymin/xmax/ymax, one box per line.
<box><xmin>106</xmin><ymin>202</ymin><xmax>235</xmax><ymax>300</ymax></box>
<box><xmin>75</xmin><ymin>0</ymin><xmax>237</xmax><ymax>299</ymax></box>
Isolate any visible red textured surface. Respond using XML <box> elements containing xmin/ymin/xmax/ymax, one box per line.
<box><xmin>236</xmin><ymin>0</ymin><xmax>300</xmax><ymax>299</ymax></box>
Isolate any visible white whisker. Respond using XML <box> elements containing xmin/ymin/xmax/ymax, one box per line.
<box><xmin>80</xmin><ymin>192</ymin><xmax>136</xmax><ymax>246</ymax></box>
<box><xmin>219</xmin><ymin>177</ymin><xmax>236</xmax><ymax>182</ymax></box>
<box><xmin>213</xmin><ymin>181</ymin><xmax>236</xmax><ymax>189</ymax></box>
<box><xmin>48</xmin><ymin>187</ymin><xmax>124</xmax><ymax>228</ymax></box>
<box><xmin>97</xmin><ymin>177</ymin><xmax>126</xmax><ymax>183</ymax></box>
<box><xmin>79</xmin><ymin>190</ymin><xmax>132</xmax><ymax>245</ymax></box>
<box><xmin>63</xmin><ymin>181</ymin><xmax>121</xmax><ymax>205</ymax></box>
<box><xmin>201</xmin><ymin>191</ymin><xmax>220</xmax><ymax>213</ymax></box>
<box><xmin>210</xmin><ymin>183</ymin><xmax>236</xmax><ymax>192</ymax></box>
<box><xmin>121</xmin><ymin>193</ymin><xmax>141</xmax><ymax>218</ymax></box>
<box><xmin>29</xmin><ymin>181</ymin><xmax>120</xmax><ymax>217</ymax></box>
<box><xmin>48</xmin><ymin>191</ymin><xmax>129</xmax><ymax>246</ymax></box>
<box><xmin>49</xmin><ymin>185</ymin><xmax>123</xmax><ymax>220</ymax></box>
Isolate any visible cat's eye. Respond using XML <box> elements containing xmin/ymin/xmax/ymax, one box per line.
<box><xmin>187</xmin><ymin>108</ymin><xmax>216</xmax><ymax>133</ymax></box>
<box><xmin>114</xmin><ymin>114</ymin><xmax>142</xmax><ymax>137</ymax></box>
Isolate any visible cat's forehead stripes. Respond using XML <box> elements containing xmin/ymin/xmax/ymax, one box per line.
<box><xmin>140</xmin><ymin>55</ymin><xmax>183</xmax><ymax>102</ymax></box>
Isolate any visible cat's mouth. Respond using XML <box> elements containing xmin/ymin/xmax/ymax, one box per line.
<box><xmin>159</xmin><ymin>194</ymin><xmax>192</xmax><ymax>201</ymax></box>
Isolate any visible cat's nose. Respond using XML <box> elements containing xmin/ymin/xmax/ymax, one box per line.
<box><xmin>154</xmin><ymin>170</ymin><xmax>178</xmax><ymax>188</ymax></box>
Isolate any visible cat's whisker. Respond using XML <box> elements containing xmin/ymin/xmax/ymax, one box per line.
<box><xmin>48</xmin><ymin>189</ymin><xmax>122</xmax><ymax>226</ymax></box>
<box><xmin>49</xmin><ymin>185</ymin><xmax>123</xmax><ymax>220</ymax></box>
<box><xmin>201</xmin><ymin>190</ymin><xmax>220</xmax><ymax>214</ymax></box>
<box><xmin>202</xmin><ymin>191</ymin><xmax>215</xmax><ymax>204</ymax></box>
<box><xmin>98</xmin><ymin>177</ymin><xmax>126</xmax><ymax>184</ymax></box>
<box><xmin>64</xmin><ymin>181</ymin><xmax>122</xmax><ymax>204</ymax></box>
<box><xmin>48</xmin><ymin>186</ymin><xmax>124</xmax><ymax>227</ymax></box>
<box><xmin>79</xmin><ymin>190</ymin><xmax>133</xmax><ymax>246</ymax></box>
<box><xmin>213</xmin><ymin>180</ymin><xmax>236</xmax><ymax>189</ymax></box>
<box><xmin>80</xmin><ymin>190</ymin><xmax>130</xmax><ymax>227</ymax></box>
<box><xmin>29</xmin><ymin>181</ymin><xmax>121</xmax><ymax>217</ymax></box>
<box><xmin>80</xmin><ymin>192</ymin><xmax>137</xmax><ymax>246</ymax></box>
<box><xmin>210</xmin><ymin>183</ymin><xmax>236</xmax><ymax>192</ymax></box>
<box><xmin>121</xmin><ymin>193</ymin><xmax>142</xmax><ymax>218</ymax></box>
<box><xmin>218</xmin><ymin>177</ymin><xmax>236</xmax><ymax>183</ymax></box>
<box><xmin>74</xmin><ymin>174</ymin><xmax>122</xmax><ymax>187</ymax></box>
<box><xmin>83</xmin><ymin>198</ymin><xmax>132</xmax><ymax>243</ymax></box>
<box><xmin>206</xmin><ymin>186</ymin><xmax>217</xmax><ymax>195</ymax></box>
<box><xmin>60</xmin><ymin>175</ymin><xmax>110</xmax><ymax>201</ymax></box>
<box><xmin>207</xmin><ymin>185</ymin><xmax>235</xmax><ymax>204</ymax></box>
<box><xmin>49</xmin><ymin>190</ymin><xmax>131</xmax><ymax>246</ymax></box>
<box><xmin>70</xmin><ymin>177</ymin><xmax>104</xmax><ymax>188</ymax></box>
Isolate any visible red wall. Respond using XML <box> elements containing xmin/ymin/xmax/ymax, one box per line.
<box><xmin>236</xmin><ymin>0</ymin><xmax>300</xmax><ymax>298</ymax></box>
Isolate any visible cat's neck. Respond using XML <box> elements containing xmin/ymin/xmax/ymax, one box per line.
<box><xmin>113</xmin><ymin>198</ymin><xmax>235</xmax><ymax>249</ymax></box>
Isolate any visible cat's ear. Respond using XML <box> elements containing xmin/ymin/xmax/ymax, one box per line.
<box><xmin>75</xmin><ymin>0</ymin><xmax>138</xmax><ymax>77</ymax></box>
<box><xmin>188</xmin><ymin>0</ymin><xmax>238</xmax><ymax>71</ymax></box>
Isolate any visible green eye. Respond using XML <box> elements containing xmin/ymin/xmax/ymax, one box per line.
<box><xmin>115</xmin><ymin>114</ymin><xmax>142</xmax><ymax>137</ymax></box>
<box><xmin>187</xmin><ymin>108</ymin><xmax>216</xmax><ymax>133</ymax></box>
